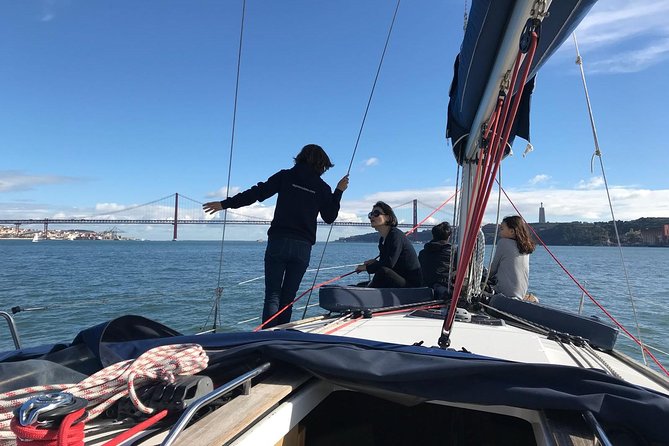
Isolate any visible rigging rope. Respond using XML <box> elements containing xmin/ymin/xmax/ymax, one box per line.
<box><xmin>209</xmin><ymin>0</ymin><xmax>247</xmax><ymax>332</ymax></box>
<box><xmin>448</xmin><ymin>164</ymin><xmax>461</xmax><ymax>293</ymax></box>
<box><xmin>263</xmin><ymin>191</ymin><xmax>458</xmax><ymax>330</ymax></box>
<box><xmin>572</xmin><ymin>32</ymin><xmax>646</xmax><ymax>364</ymax></box>
<box><xmin>301</xmin><ymin>0</ymin><xmax>402</xmax><ymax>319</ymax></box>
<box><xmin>345</xmin><ymin>0</ymin><xmax>402</xmax><ymax>175</ymax></box>
<box><xmin>483</xmin><ymin>166</ymin><xmax>503</xmax><ymax>291</ymax></box>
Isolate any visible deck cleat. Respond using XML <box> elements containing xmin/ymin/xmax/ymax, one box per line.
<box><xmin>112</xmin><ymin>375</ymin><xmax>214</xmax><ymax>420</ymax></box>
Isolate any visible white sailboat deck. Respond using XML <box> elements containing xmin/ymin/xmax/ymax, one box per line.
<box><xmin>295</xmin><ymin>311</ymin><xmax>669</xmax><ymax>395</ymax></box>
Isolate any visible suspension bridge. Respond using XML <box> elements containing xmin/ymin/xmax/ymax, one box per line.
<box><xmin>0</xmin><ymin>193</ymin><xmax>452</xmax><ymax>240</ymax></box>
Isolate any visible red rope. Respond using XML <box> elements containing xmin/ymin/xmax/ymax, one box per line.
<box><xmin>405</xmin><ymin>191</ymin><xmax>457</xmax><ymax>236</ymax></box>
<box><xmin>323</xmin><ymin>303</ymin><xmax>445</xmax><ymax>335</ymax></box>
<box><xmin>11</xmin><ymin>408</ymin><xmax>86</xmax><ymax>446</ymax></box>
<box><xmin>323</xmin><ymin>315</ymin><xmax>363</xmax><ymax>335</ymax></box>
<box><xmin>101</xmin><ymin>409</ymin><xmax>168</xmax><ymax>446</ymax></box>
<box><xmin>254</xmin><ymin>271</ymin><xmax>357</xmax><ymax>331</ymax></box>
<box><xmin>255</xmin><ymin>193</ymin><xmax>459</xmax><ymax>331</ymax></box>
<box><xmin>498</xmin><ymin>184</ymin><xmax>669</xmax><ymax>376</ymax></box>
<box><xmin>442</xmin><ymin>29</ymin><xmax>539</xmax><ymax>340</ymax></box>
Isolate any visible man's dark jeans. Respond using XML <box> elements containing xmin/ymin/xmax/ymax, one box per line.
<box><xmin>262</xmin><ymin>237</ymin><xmax>312</xmax><ymax>328</ymax></box>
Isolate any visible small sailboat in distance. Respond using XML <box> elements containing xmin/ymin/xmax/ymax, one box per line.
<box><xmin>31</xmin><ymin>233</ymin><xmax>40</xmax><ymax>243</ymax></box>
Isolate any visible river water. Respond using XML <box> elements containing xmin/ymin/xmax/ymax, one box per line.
<box><xmin>1</xmin><ymin>239</ymin><xmax>668</xmax><ymax>370</ymax></box>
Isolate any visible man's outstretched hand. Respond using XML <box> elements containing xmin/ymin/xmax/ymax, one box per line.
<box><xmin>203</xmin><ymin>201</ymin><xmax>224</xmax><ymax>214</ymax></box>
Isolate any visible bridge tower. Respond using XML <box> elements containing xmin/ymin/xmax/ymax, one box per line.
<box><xmin>173</xmin><ymin>193</ymin><xmax>179</xmax><ymax>241</ymax></box>
<box><xmin>14</xmin><ymin>223</ymin><xmax>20</xmax><ymax>236</ymax></box>
<box><xmin>43</xmin><ymin>219</ymin><xmax>49</xmax><ymax>239</ymax></box>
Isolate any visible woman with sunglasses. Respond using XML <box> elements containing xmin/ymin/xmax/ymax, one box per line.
<box><xmin>355</xmin><ymin>201</ymin><xmax>422</xmax><ymax>288</ymax></box>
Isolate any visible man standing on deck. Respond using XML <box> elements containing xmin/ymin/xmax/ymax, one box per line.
<box><xmin>203</xmin><ymin>144</ymin><xmax>349</xmax><ymax>328</ymax></box>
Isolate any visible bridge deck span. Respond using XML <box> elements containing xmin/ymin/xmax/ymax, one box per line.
<box><xmin>0</xmin><ymin>219</ymin><xmax>430</xmax><ymax>229</ymax></box>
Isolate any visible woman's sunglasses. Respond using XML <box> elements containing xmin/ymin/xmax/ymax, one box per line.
<box><xmin>368</xmin><ymin>210</ymin><xmax>384</xmax><ymax>218</ymax></box>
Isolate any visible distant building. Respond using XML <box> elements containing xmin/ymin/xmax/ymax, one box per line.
<box><xmin>539</xmin><ymin>202</ymin><xmax>546</xmax><ymax>224</ymax></box>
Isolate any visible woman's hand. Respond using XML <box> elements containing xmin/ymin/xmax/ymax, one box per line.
<box><xmin>336</xmin><ymin>174</ymin><xmax>349</xmax><ymax>192</ymax></box>
<box><xmin>355</xmin><ymin>258</ymin><xmax>376</xmax><ymax>273</ymax></box>
<box><xmin>202</xmin><ymin>201</ymin><xmax>224</xmax><ymax>214</ymax></box>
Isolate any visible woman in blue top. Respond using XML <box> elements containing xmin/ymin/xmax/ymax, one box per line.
<box><xmin>489</xmin><ymin>215</ymin><xmax>536</xmax><ymax>299</ymax></box>
<box><xmin>355</xmin><ymin>201</ymin><xmax>422</xmax><ymax>288</ymax></box>
<box><xmin>203</xmin><ymin>144</ymin><xmax>349</xmax><ymax>327</ymax></box>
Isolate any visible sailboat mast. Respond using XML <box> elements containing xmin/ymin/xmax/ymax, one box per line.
<box><xmin>456</xmin><ymin>0</ymin><xmax>546</xmax><ymax>259</ymax></box>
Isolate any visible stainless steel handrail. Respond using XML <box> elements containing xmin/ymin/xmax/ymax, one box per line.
<box><xmin>161</xmin><ymin>361</ymin><xmax>272</xmax><ymax>446</ymax></box>
<box><xmin>582</xmin><ymin>411</ymin><xmax>613</xmax><ymax>446</ymax></box>
<box><xmin>0</xmin><ymin>311</ymin><xmax>22</xmax><ymax>350</ymax></box>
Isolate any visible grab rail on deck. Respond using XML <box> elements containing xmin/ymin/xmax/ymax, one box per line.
<box><xmin>161</xmin><ymin>361</ymin><xmax>272</xmax><ymax>446</ymax></box>
<box><xmin>582</xmin><ymin>411</ymin><xmax>613</xmax><ymax>446</ymax></box>
<box><xmin>0</xmin><ymin>311</ymin><xmax>22</xmax><ymax>350</ymax></box>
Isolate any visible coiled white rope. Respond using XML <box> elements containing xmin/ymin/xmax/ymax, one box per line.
<box><xmin>0</xmin><ymin>343</ymin><xmax>208</xmax><ymax>445</ymax></box>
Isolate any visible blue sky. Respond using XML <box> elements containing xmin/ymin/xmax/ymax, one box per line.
<box><xmin>1</xmin><ymin>0</ymin><xmax>668</xmax><ymax>241</ymax></box>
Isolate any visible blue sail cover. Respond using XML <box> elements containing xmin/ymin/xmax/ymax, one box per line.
<box><xmin>447</xmin><ymin>0</ymin><xmax>598</xmax><ymax>163</ymax></box>
<box><xmin>2</xmin><ymin>316</ymin><xmax>669</xmax><ymax>444</ymax></box>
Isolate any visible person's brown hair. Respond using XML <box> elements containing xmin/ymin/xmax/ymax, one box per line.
<box><xmin>503</xmin><ymin>215</ymin><xmax>535</xmax><ymax>254</ymax></box>
<box><xmin>373</xmin><ymin>201</ymin><xmax>398</xmax><ymax>227</ymax></box>
<box><xmin>294</xmin><ymin>144</ymin><xmax>334</xmax><ymax>176</ymax></box>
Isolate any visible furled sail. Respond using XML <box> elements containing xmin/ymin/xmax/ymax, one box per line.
<box><xmin>446</xmin><ymin>0</ymin><xmax>597</xmax><ymax>163</ymax></box>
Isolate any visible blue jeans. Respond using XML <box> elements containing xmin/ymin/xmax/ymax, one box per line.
<box><xmin>262</xmin><ymin>237</ymin><xmax>312</xmax><ymax>328</ymax></box>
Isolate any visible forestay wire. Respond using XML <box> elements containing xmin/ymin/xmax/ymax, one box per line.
<box><xmin>572</xmin><ymin>33</ymin><xmax>646</xmax><ymax>364</ymax></box>
<box><xmin>300</xmin><ymin>0</ymin><xmax>403</xmax><ymax>318</ymax></box>
<box><xmin>207</xmin><ymin>0</ymin><xmax>247</xmax><ymax>332</ymax></box>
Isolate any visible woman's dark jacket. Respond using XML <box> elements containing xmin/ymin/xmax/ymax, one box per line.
<box><xmin>367</xmin><ymin>227</ymin><xmax>422</xmax><ymax>287</ymax></box>
<box><xmin>220</xmin><ymin>163</ymin><xmax>342</xmax><ymax>245</ymax></box>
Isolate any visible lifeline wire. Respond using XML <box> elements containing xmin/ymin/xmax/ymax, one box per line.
<box><xmin>573</xmin><ymin>33</ymin><xmax>645</xmax><ymax>364</ymax></box>
<box><xmin>301</xmin><ymin>0</ymin><xmax>403</xmax><ymax>319</ymax></box>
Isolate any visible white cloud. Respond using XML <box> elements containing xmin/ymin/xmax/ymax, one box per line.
<box><xmin>95</xmin><ymin>203</ymin><xmax>127</xmax><ymax>213</ymax></box>
<box><xmin>479</xmin><ymin>186</ymin><xmax>669</xmax><ymax>223</ymax></box>
<box><xmin>0</xmin><ymin>170</ymin><xmax>78</xmax><ymax>193</ymax></box>
<box><xmin>529</xmin><ymin>174</ymin><xmax>551</xmax><ymax>185</ymax></box>
<box><xmin>206</xmin><ymin>186</ymin><xmax>240</xmax><ymax>199</ymax></box>
<box><xmin>39</xmin><ymin>0</ymin><xmax>59</xmax><ymax>22</ymax></box>
<box><xmin>587</xmin><ymin>38</ymin><xmax>669</xmax><ymax>74</ymax></box>
<box><xmin>576</xmin><ymin>176</ymin><xmax>605</xmax><ymax>190</ymax></box>
<box><xmin>3</xmin><ymin>184</ymin><xmax>668</xmax><ymax>240</ymax></box>
<box><xmin>363</xmin><ymin>157</ymin><xmax>379</xmax><ymax>167</ymax></box>
<box><xmin>335</xmin><ymin>184</ymin><xmax>669</xmax><ymax>229</ymax></box>
<box><xmin>570</xmin><ymin>0</ymin><xmax>669</xmax><ymax>73</ymax></box>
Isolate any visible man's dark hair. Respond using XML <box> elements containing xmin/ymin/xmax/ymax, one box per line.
<box><xmin>294</xmin><ymin>144</ymin><xmax>334</xmax><ymax>176</ymax></box>
<box><xmin>373</xmin><ymin>201</ymin><xmax>398</xmax><ymax>227</ymax></box>
<box><xmin>431</xmin><ymin>221</ymin><xmax>451</xmax><ymax>241</ymax></box>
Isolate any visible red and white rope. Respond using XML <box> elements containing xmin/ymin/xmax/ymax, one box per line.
<box><xmin>0</xmin><ymin>343</ymin><xmax>208</xmax><ymax>445</ymax></box>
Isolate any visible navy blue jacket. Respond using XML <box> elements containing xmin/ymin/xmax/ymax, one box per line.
<box><xmin>367</xmin><ymin>227</ymin><xmax>422</xmax><ymax>287</ymax></box>
<box><xmin>418</xmin><ymin>240</ymin><xmax>453</xmax><ymax>287</ymax></box>
<box><xmin>220</xmin><ymin>163</ymin><xmax>342</xmax><ymax>245</ymax></box>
